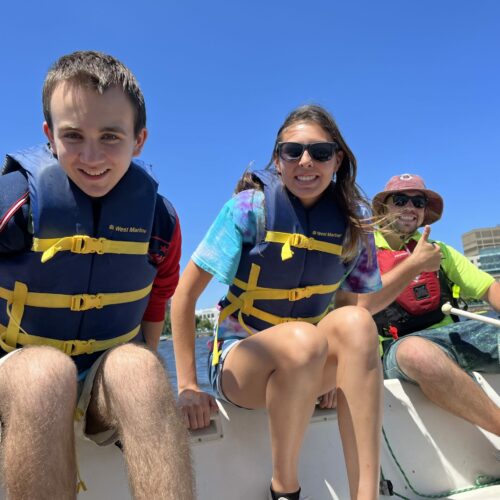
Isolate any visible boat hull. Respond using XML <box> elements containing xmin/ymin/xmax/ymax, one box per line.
<box><xmin>1</xmin><ymin>374</ymin><xmax>499</xmax><ymax>499</ymax></box>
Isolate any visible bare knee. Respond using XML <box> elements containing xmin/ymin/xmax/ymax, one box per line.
<box><xmin>328</xmin><ymin>306</ymin><xmax>379</xmax><ymax>355</ymax></box>
<box><xmin>100</xmin><ymin>343</ymin><xmax>170</xmax><ymax>402</ymax></box>
<box><xmin>396</xmin><ymin>337</ymin><xmax>449</xmax><ymax>381</ymax></box>
<box><xmin>278</xmin><ymin>322</ymin><xmax>328</xmax><ymax>369</ymax></box>
<box><xmin>1</xmin><ymin>346</ymin><xmax>77</xmax><ymax>418</ymax></box>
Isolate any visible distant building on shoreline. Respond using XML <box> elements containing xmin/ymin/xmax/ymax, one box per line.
<box><xmin>462</xmin><ymin>225</ymin><xmax>500</xmax><ymax>281</ymax></box>
<box><xmin>195</xmin><ymin>307</ymin><xmax>219</xmax><ymax>323</ymax></box>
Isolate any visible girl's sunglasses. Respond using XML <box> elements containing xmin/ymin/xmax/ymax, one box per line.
<box><xmin>390</xmin><ymin>193</ymin><xmax>428</xmax><ymax>209</ymax></box>
<box><xmin>277</xmin><ymin>142</ymin><xmax>339</xmax><ymax>163</ymax></box>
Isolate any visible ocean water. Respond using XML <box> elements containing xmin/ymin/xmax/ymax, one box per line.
<box><xmin>158</xmin><ymin>337</ymin><xmax>213</xmax><ymax>395</ymax></box>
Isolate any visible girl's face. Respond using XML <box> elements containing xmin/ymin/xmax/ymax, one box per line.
<box><xmin>274</xmin><ymin>121</ymin><xmax>343</xmax><ymax>208</ymax></box>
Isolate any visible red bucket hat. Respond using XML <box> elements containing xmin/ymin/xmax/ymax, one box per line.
<box><xmin>372</xmin><ymin>173</ymin><xmax>444</xmax><ymax>226</ymax></box>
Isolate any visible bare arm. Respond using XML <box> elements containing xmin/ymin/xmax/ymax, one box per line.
<box><xmin>171</xmin><ymin>259</ymin><xmax>217</xmax><ymax>428</ymax></box>
<box><xmin>483</xmin><ymin>280</ymin><xmax>500</xmax><ymax>312</ymax></box>
<box><xmin>357</xmin><ymin>225</ymin><xmax>442</xmax><ymax>314</ymax></box>
<box><xmin>171</xmin><ymin>259</ymin><xmax>213</xmax><ymax>391</ymax></box>
<box><xmin>142</xmin><ymin>320</ymin><xmax>164</xmax><ymax>351</ymax></box>
<box><xmin>334</xmin><ymin>289</ymin><xmax>359</xmax><ymax>308</ymax></box>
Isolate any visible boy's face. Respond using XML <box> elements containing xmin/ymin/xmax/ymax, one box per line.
<box><xmin>43</xmin><ymin>81</ymin><xmax>147</xmax><ymax>198</ymax></box>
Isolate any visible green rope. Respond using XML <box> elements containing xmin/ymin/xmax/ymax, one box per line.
<box><xmin>382</xmin><ymin>426</ymin><xmax>500</xmax><ymax>498</ymax></box>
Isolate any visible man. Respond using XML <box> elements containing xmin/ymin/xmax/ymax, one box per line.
<box><xmin>358</xmin><ymin>173</ymin><xmax>500</xmax><ymax>436</ymax></box>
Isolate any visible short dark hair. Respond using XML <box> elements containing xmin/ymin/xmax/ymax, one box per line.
<box><xmin>42</xmin><ymin>50</ymin><xmax>146</xmax><ymax>136</ymax></box>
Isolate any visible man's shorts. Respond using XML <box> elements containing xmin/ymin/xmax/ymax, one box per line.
<box><xmin>0</xmin><ymin>348</ymin><xmax>118</xmax><ymax>446</ymax></box>
<box><xmin>383</xmin><ymin>319</ymin><xmax>500</xmax><ymax>383</ymax></box>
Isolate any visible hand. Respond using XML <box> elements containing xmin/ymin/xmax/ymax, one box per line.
<box><xmin>318</xmin><ymin>389</ymin><xmax>337</xmax><ymax>409</ymax></box>
<box><xmin>178</xmin><ymin>387</ymin><xmax>218</xmax><ymax>430</ymax></box>
<box><xmin>411</xmin><ymin>225</ymin><xmax>442</xmax><ymax>273</ymax></box>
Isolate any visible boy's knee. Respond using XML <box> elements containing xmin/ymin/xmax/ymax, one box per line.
<box><xmin>2</xmin><ymin>346</ymin><xmax>77</xmax><ymax>414</ymax></box>
<box><xmin>102</xmin><ymin>343</ymin><xmax>166</xmax><ymax>389</ymax></box>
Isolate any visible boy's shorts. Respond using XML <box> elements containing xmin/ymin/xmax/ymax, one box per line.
<box><xmin>0</xmin><ymin>348</ymin><xmax>118</xmax><ymax>447</ymax></box>
<box><xmin>208</xmin><ymin>338</ymin><xmax>242</xmax><ymax>404</ymax></box>
<box><xmin>383</xmin><ymin>319</ymin><xmax>500</xmax><ymax>382</ymax></box>
<box><xmin>75</xmin><ymin>351</ymin><xmax>119</xmax><ymax>446</ymax></box>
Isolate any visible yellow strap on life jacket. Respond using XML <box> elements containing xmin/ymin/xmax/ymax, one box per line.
<box><xmin>452</xmin><ymin>284</ymin><xmax>461</xmax><ymax>299</ymax></box>
<box><xmin>213</xmin><ymin>263</ymin><xmax>331</xmax><ymax>365</ymax></box>
<box><xmin>213</xmin><ymin>250</ymin><xmax>341</xmax><ymax>366</ymax></box>
<box><xmin>4</xmin><ymin>281</ymin><xmax>28</xmax><ymax>350</ymax></box>
<box><xmin>211</xmin><ymin>322</ymin><xmax>222</xmax><ymax>366</ymax></box>
<box><xmin>0</xmin><ymin>322</ymin><xmax>141</xmax><ymax>356</ymax></box>
<box><xmin>225</xmin><ymin>291</ymin><xmax>328</xmax><ymax>327</ymax></box>
<box><xmin>32</xmin><ymin>235</ymin><xmax>149</xmax><ymax>263</ymax></box>
<box><xmin>210</xmin><ymin>264</ymin><xmax>261</xmax><ymax>366</ymax></box>
<box><xmin>265</xmin><ymin>231</ymin><xmax>343</xmax><ymax>261</ymax></box>
<box><xmin>0</xmin><ymin>283</ymin><xmax>152</xmax><ymax>311</ymax></box>
<box><xmin>231</xmin><ymin>281</ymin><xmax>340</xmax><ymax>302</ymax></box>
<box><xmin>0</xmin><ymin>279</ymin><xmax>148</xmax><ymax>355</ymax></box>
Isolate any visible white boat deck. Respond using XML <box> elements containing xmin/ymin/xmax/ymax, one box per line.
<box><xmin>1</xmin><ymin>374</ymin><xmax>499</xmax><ymax>499</ymax></box>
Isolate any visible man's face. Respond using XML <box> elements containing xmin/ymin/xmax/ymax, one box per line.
<box><xmin>385</xmin><ymin>190</ymin><xmax>426</xmax><ymax>235</ymax></box>
<box><xmin>43</xmin><ymin>81</ymin><xmax>147</xmax><ymax>198</ymax></box>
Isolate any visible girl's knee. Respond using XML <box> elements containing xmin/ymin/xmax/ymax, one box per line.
<box><xmin>329</xmin><ymin>306</ymin><xmax>378</xmax><ymax>352</ymax></box>
<box><xmin>280</xmin><ymin>322</ymin><xmax>328</xmax><ymax>367</ymax></box>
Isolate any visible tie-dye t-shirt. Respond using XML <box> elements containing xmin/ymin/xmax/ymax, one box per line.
<box><xmin>193</xmin><ymin>188</ymin><xmax>382</xmax><ymax>293</ymax></box>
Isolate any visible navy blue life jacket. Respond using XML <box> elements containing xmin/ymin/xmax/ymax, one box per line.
<box><xmin>0</xmin><ymin>145</ymin><xmax>161</xmax><ymax>372</ymax></box>
<box><xmin>218</xmin><ymin>169</ymin><xmax>348</xmax><ymax>333</ymax></box>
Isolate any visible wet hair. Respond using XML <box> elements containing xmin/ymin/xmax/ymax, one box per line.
<box><xmin>42</xmin><ymin>50</ymin><xmax>146</xmax><ymax>136</ymax></box>
<box><xmin>235</xmin><ymin>104</ymin><xmax>373</xmax><ymax>261</ymax></box>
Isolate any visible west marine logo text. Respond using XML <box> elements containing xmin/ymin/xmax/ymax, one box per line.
<box><xmin>108</xmin><ymin>225</ymin><xmax>147</xmax><ymax>234</ymax></box>
<box><xmin>311</xmin><ymin>230</ymin><xmax>343</xmax><ymax>239</ymax></box>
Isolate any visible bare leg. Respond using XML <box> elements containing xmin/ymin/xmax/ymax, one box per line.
<box><xmin>221</xmin><ymin>322</ymin><xmax>328</xmax><ymax>493</ymax></box>
<box><xmin>0</xmin><ymin>347</ymin><xmax>77</xmax><ymax>499</ymax></box>
<box><xmin>318</xmin><ymin>306</ymin><xmax>382</xmax><ymax>500</ymax></box>
<box><xmin>396</xmin><ymin>337</ymin><xmax>500</xmax><ymax>435</ymax></box>
<box><xmin>86</xmin><ymin>343</ymin><xmax>194</xmax><ymax>500</ymax></box>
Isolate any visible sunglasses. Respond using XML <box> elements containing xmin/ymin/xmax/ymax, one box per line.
<box><xmin>277</xmin><ymin>142</ymin><xmax>340</xmax><ymax>163</ymax></box>
<box><xmin>390</xmin><ymin>194</ymin><xmax>428</xmax><ymax>209</ymax></box>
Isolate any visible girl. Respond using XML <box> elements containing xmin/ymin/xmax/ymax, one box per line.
<box><xmin>171</xmin><ymin>104</ymin><xmax>383</xmax><ymax>500</ymax></box>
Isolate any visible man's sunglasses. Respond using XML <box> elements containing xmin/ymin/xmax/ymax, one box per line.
<box><xmin>390</xmin><ymin>193</ymin><xmax>428</xmax><ymax>209</ymax></box>
<box><xmin>277</xmin><ymin>142</ymin><xmax>340</xmax><ymax>163</ymax></box>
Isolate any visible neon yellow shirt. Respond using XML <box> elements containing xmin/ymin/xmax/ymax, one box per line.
<box><xmin>374</xmin><ymin>230</ymin><xmax>495</xmax><ymax>328</ymax></box>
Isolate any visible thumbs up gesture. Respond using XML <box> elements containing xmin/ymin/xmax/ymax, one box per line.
<box><xmin>411</xmin><ymin>225</ymin><xmax>442</xmax><ymax>272</ymax></box>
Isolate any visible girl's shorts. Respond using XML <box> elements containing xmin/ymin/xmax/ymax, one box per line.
<box><xmin>208</xmin><ymin>338</ymin><xmax>242</xmax><ymax>404</ymax></box>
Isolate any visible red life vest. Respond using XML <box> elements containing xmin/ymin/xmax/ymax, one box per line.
<box><xmin>373</xmin><ymin>239</ymin><xmax>457</xmax><ymax>338</ymax></box>
<box><xmin>377</xmin><ymin>240</ymin><xmax>441</xmax><ymax>316</ymax></box>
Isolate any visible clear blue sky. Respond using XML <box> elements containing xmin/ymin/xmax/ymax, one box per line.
<box><xmin>1</xmin><ymin>1</ymin><xmax>499</xmax><ymax>307</ymax></box>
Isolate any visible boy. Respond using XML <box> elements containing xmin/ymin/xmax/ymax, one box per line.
<box><xmin>0</xmin><ymin>51</ymin><xmax>194</xmax><ymax>499</ymax></box>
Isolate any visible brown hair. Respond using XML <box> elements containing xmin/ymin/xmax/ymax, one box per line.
<box><xmin>42</xmin><ymin>50</ymin><xmax>146</xmax><ymax>136</ymax></box>
<box><xmin>235</xmin><ymin>104</ymin><xmax>374</xmax><ymax>261</ymax></box>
